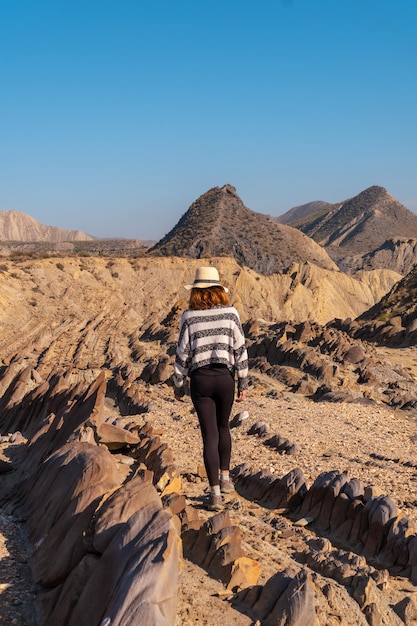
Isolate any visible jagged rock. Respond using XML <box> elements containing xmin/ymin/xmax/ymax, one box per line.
<box><xmin>379</xmin><ymin>516</ymin><xmax>415</xmax><ymax>569</ymax></box>
<box><xmin>394</xmin><ymin>595</ymin><xmax>417</xmax><ymax>625</ymax></box>
<box><xmin>140</xmin><ymin>356</ymin><xmax>171</xmax><ymax>384</ymax></box>
<box><xmin>91</xmin><ymin>474</ymin><xmax>163</xmax><ymax>554</ymax></box>
<box><xmin>234</xmin><ymin>466</ymin><xmax>307</xmax><ymax>511</ymax></box>
<box><xmin>345</xmin><ymin>345</ymin><xmax>366</xmax><ymax>363</ymax></box>
<box><xmin>230</xmin><ymin>410</ymin><xmax>250</xmax><ymax>428</ymax></box>
<box><xmin>0</xmin><ymin>373</ymin><xmax>182</xmax><ymax>625</ymax></box>
<box><xmin>250</xmin><ymin>568</ymin><xmax>316</xmax><ymax>626</ymax></box>
<box><xmin>44</xmin><ymin>504</ymin><xmax>180</xmax><ymax>626</ymax></box>
<box><xmin>227</xmin><ymin>557</ymin><xmax>261</xmax><ymax>591</ymax></box>
<box><xmin>300</xmin><ymin>471</ymin><xmax>341</xmax><ymax>520</ymax></box>
<box><xmin>183</xmin><ymin>509</ymin><xmax>253</xmax><ymax>587</ymax></box>
<box><xmin>96</xmin><ymin>422</ymin><xmax>140</xmax><ymax>450</ymax></box>
<box><xmin>361</xmin><ymin>495</ymin><xmax>398</xmax><ymax>558</ymax></box>
<box><xmin>247</xmin><ymin>421</ymin><xmax>270</xmax><ymax>437</ymax></box>
<box><xmin>237</xmin><ymin>468</ymin><xmax>275</xmax><ymax>501</ymax></box>
<box><xmin>341</xmin><ymin>477</ymin><xmax>365</xmax><ymax>500</ymax></box>
<box><xmin>264</xmin><ymin>434</ymin><xmax>300</xmax><ymax>455</ymax></box>
<box><xmin>204</xmin><ymin>526</ymin><xmax>245</xmax><ymax>583</ymax></box>
<box><xmin>314</xmin><ymin>472</ymin><xmax>349</xmax><ymax>531</ymax></box>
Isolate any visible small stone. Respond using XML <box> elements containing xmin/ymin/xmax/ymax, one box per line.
<box><xmin>118</xmin><ymin>456</ymin><xmax>134</xmax><ymax>466</ymax></box>
<box><xmin>293</xmin><ymin>517</ymin><xmax>314</xmax><ymax>527</ymax></box>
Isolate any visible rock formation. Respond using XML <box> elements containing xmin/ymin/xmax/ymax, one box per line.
<box><xmin>339</xmin><ymin>238</ymin><xmax>417</xmax><ymax>276</ymax></box>
<box><xmin>2</xmin><ymin>354</ymin><xmax>417</xmax><ymax>624</ymax></box>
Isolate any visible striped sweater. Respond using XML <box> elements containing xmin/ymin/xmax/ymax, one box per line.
<box><xmin>174</xmin><ymin>305</ymin><xmax>249</xmax><ymax>392</ymax></box>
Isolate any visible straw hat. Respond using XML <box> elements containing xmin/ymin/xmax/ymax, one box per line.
<box><xmin>185</xmin><ymin>267</ymin><xmax>229</xmax><ymax>292</ymax></box>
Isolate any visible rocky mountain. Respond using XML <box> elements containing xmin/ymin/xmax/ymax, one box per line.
<box><xmin>0</xmin><ymin>209</ymin><xmax>93</xmax><ymax>242</ymax></box>
<box><xmin>148</xmin><ymin>185</ymin><xmax>338</xmax><ymax>274</ymax></box>
<box><xmin>283</xmin><ymin>186</ymin><xmax>417</xmax><ymax>265</ymax></box>
<box><xmin>275</xmin><ymin>200</ymin><xmax>331</xmax><ymax>225</ymax></box>
<box><xmin>339</xmin><ymin>237</ymin><xmax>417</xmax><ymax>276</ymax></box>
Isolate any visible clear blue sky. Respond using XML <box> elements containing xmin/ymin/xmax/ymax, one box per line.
<box><xmin>1</xmin><ymin>0</ymin><xmax>416</xmax><ymax>240</ymax></box>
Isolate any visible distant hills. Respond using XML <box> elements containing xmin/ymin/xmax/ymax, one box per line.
<box><xmin>148</xmin><ymin>184</ymin><xmax>337</xmax><ymax>274</ymax></box>
<box><xmin>3</xmin><ymin>187</ymin><xmax>417</xmax><ymax>346</ymax></box>
<box><xmin>275</xmin><ymin>200</ymin><xmax>331</xmax><ymax>225</ymax></box>
<box><xmin>277</xmin><ymin>186</ymin><xmax>417</xmax><ymax>269</ymax></box>
<box><xmin>3</xmin><ymin>185</ymin><xmax>417</xmax><ymax>278</ymax></box>
<box><xmin>0</xmin><ymin>210</ymin><xmax>93</xmax><ymax>242</ymax></box>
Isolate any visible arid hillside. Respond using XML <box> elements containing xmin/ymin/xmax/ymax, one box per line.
<box><xmin>0</xmin><ymin>255</ymin><xmax>400</xmax><ymax>336</ymax></box>
<box><xmin>339</xmin><ymin>238</ymin><xmax>417</xmax><ymax>276</ymax></box>
<box><xmin>275</xmin><ymin>200</ymin><xmax>331</xmax><ymax>225</ymax></box>
<box><xmin>149</xmin><ymin>185</ymin><xmax>338</xmax><ymax>274</ymax></box>
<box><xmin>282</xmin><ymin>186</ymin><xmax>417</xmax><ymax>268</ymax></box>
<box><xmin>0</xmin><ymin>210</ymin><xmax>93</xmax><ymax>242</ymax></box>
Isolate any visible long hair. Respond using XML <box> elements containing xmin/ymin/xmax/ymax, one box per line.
<box><xmin>189</xmin><ymin>286</ymin><xmax>230</xmax><ymax>310</ymax></box>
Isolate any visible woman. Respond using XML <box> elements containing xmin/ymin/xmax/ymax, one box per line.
<box><xmin>173</xmin><ymin>266</ymin><xmax>248</xmax><ymax>511</ymax></box>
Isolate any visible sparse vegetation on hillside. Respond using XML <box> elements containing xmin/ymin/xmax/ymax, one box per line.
<box><xmin>275</xmin><ymin>200</ymin><xmax>332</xmax><ymax>226</ymax></box>
<box><xmin>148</xmin><ymin>184</ymin><xmax>336</xmax><ymax>274</ymax></box>
<box><xmin>0</xmin><ymin>239</ymin><xmax>150</xmax><ymax>259</ymax></box>
<box><xmin>358</xmin><ymin>263</ymin><xmax>417</xmax><ymax>325</ymax></box>
<box><xmin>285</xmin><ymin>186</ymin><xmax>417</xmax><ymax>266</ymax></box>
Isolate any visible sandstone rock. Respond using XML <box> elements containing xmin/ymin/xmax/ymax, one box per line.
<box><xmin>227</xmin><ymin>557</ymin><xmax>261</xmax><ymax>591</ymax></box>
<box><xmin>96</xmin><ymin>422</ymin><xmax>140</xmax><ymax>450</ymax></box>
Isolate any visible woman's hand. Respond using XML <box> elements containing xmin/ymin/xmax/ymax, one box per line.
<box><xmin>236</xmin><ymin>389</ymin><xmax>247</xmax><ymax>403</ymax></box>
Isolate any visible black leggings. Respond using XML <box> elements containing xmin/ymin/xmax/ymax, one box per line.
<box><xmin>190</xmin><ymin>366</ymin><xmax>235</xmax><ymax>487</ymax></box>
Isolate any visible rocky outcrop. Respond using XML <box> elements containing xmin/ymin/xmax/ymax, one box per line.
<box><xmin>349</xmin><ymin>264</ymin><xmax>417</xmax><ymax>346</ymax></box>
<box><xmin>0</xmin><ymin>373</ymin><xmax>181</xmax><ymax>625</ymax></box>
<box><xmin>1</xmin><ymin>332</ymin><xmax>417</xmax><ymax>623</ymax></box>
<box><xmin>244</xmin><ymin>318</ymin><xmax>417</xmax><ymax>411</ymax></box>
<box><xmin>339</xmin><ymin>238</ymin><xmax>417</xmax><ymax>276</ymax></box>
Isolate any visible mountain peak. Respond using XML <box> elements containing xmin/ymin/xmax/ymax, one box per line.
<box><xmin>287</xmin><ymin>186</ymin><xmax>417</xmax><ymax>261</ymax></box>
<box><xmin>148</xmin><ymin>185</ymin><xmax>337</xmax><ymax>274</ymax></box>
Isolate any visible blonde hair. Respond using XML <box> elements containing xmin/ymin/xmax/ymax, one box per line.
<box><xmin>189</xmin><ymin>286</ymin><xmax>230</xmax><ymax>310</ymax></box>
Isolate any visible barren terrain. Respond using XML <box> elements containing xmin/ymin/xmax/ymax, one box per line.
<box><xmin>2</xmin><ymin>361</ymin><xmax>417</xmax><ymax>624</ymax></box>
<box><xmin>1</xmin><ymin>256</ymin><xmax>417</xmax><ymax>624</ymax></box>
